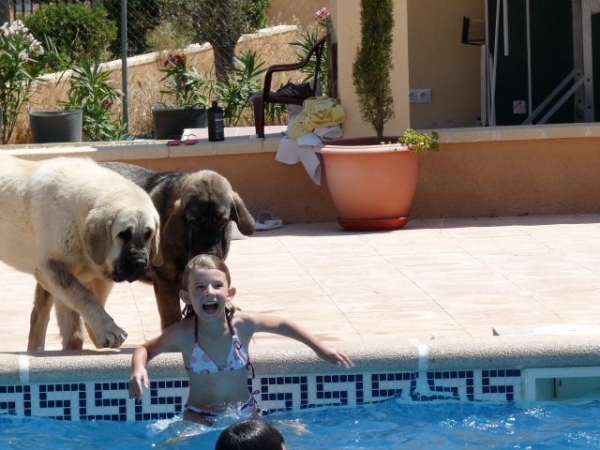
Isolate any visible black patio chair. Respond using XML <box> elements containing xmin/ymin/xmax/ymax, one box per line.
<box><xmin>250</xmin><ymin>34</ymin><xmax>329</xmax><ymax>138</ymax></box>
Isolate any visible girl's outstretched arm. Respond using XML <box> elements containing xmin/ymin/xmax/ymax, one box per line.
<box><xmin>129</xmin><ymin>345</ymin><xmax>151</xmax><ymax>401</ymax></box>
<box><xmin>247</xmin><ymin>313</ymin><xmax>354</xmax><ymax>368</ymax></box>
<box><xmin>128</xmin><ymin>324</ymin><xmax>184</xmax><ymax>400</ymax></box>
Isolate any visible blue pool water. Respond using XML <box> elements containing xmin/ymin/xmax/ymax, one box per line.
<box><xmin>2</xmin><ymin>399</ymin><xmax>600</xmax><ymax>449</ymax></box>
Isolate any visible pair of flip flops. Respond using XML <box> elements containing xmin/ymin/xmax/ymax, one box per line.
<box><xmin>255</xmin><ymin>211</ymin><xmax>283</xmax><ymax>231</ymax></box>
<box><xmin>167</xmin><ymin>134</ymin><xmax>198</xmax><ymax>146</ymax></box>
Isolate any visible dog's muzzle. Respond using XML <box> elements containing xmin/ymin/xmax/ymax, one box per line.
<box><xmin>188</xmin><ymin>224</ymin><xmax>229</xmax><ymax>260</ymax></box>
<box><xmin>113</xmin><ymin>252</ymin><xmax>150</xmax><ymax>283</ymax></box>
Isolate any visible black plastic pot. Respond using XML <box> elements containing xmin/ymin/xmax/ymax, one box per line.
<box><xmin>152</xmin><ymin>105</ymin><xmax>207</xmax><ymax>139</ymax></box>
<box><xmin>29</xmin><ymin>109</ymin><xmax>83</xmax><ymax>144</ymax></box>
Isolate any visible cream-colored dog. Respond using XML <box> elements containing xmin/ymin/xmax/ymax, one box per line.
<box><xmin>0</xmin><ymin>155</ymin><xmax>163</xmax><ymax>351</ymax></box>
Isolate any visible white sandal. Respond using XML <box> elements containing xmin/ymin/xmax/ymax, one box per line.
<box><xmin>255</xmin><ymin>211</ymin><xmax>283</xmax><ymax>231</ymax></box>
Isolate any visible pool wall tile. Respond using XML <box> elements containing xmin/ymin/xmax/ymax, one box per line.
<box><xmin>1</xmin><ymin>340</ymin><xmax>599</xmax><ymax>421</ymax></box>
<box><xmin>0</xmin><ymin>369</ymin><xmax>524</xmax><ymax>421</ymax></box>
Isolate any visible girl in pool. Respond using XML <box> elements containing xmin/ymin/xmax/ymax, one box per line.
<box><xmin>128</xmin><ymin>253</ymin><xmax>353</xmax><ymax>425</ymax></box>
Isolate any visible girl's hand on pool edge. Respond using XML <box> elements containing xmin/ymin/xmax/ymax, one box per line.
<box><xmin>319</xmin><ymin>348</ymin><xmax>354</xmax><ymax>369</ymax></box>
<box><xmin>128</xmin><ymin>369</ymin><xmax>149</xmax><ymax>401</ymax></box>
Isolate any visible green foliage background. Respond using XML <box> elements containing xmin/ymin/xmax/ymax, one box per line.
<box><xmin>101</xmin><ymin>0</ymin><xmax>162</xmax><ymax>57</ymax></box>
<box><xmin>23</xmin><ymin>4</ymin><xmax>117</xmax><ymax>66</ymax></box>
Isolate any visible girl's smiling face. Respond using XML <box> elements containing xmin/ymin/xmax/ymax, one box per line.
<box><xmin>180</xmin><ymin>268</ymin><xmax>234</xmax><ymax>320</ymax></box>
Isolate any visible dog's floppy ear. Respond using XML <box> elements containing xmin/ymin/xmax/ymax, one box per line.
<box><xmin>83</xmin><ymin>211</ymin><xmax>113</xmax><ymax>266</ymax></box>
<box><xmin>151</xmin><ymin>215</ymin><xmax>164</xmax><ymax>267</ymax></box>
<box><xmin>163</xmin><ymin>198</ymin><xmax>185</xmax><ymax>243</ymax></box>
<box><xmin>230</xmin><ymin>192</ymin><xmax>256</xmax><ymax>236</ymax></box>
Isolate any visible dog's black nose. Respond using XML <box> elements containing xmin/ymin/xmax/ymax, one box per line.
<box><xmin>133</xmin><ymin>258</ymin><xmax>148</xmax><ymax>270</ymax></box>
<box><xmin>128</xmin><ymin>258</ymin><xmax>149</xmax><ymax>280</ymax></box>
<box><xmin>115</xmin><ymin>256</ymin><xmax>150</xmax><ymax>283</ymax></box>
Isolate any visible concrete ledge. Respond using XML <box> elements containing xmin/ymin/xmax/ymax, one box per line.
<box><xmin>437</xmin><ymin>123</ymin><xmax>600</xmax><ymax>143</ymax></box>
<box><xmin>5</xmin><ymin>122</ymin><xmax>600</xmax><ymax>223</ymax></box>
<box><xmin>3</xmin><ymin>336</ymin><xmax>600</xmax><ymax>385</ymax></box>
<box><xmin>4</xmin><ymin>130</ymin><xmax>281</xmax><ymax>161</ymax></box>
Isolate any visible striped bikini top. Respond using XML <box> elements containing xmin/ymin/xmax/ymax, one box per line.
<box><xmin>186</xmin><ymin>315</ymin><xmax>251</xmax><ymax>375</ymax></box>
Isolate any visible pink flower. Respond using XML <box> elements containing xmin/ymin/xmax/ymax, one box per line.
<box><xmin>315</xmin><ymin>7</ymin><xmax>329</xmax><ymax>21</ymax></box>
<box><xmin>315</xmin><ymin>7</ymin><xmax>330</xmax><ymax>28</ymax></box>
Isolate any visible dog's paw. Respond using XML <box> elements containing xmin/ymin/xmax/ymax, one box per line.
<box><xmin>100</xmin><ymin>324</ymin><xmax>128</xmax><ymax>348</ymax></box>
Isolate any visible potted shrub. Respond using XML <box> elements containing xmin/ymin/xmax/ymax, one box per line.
<box><xmin>152</xmin><ymin>53</ymin><xmax>207</xmax><ymax>139</ymax></box>
<box><xmin>59</xmin><ymin>59</ymin><xmax>124</xmax><ymax>142</ymax></box>
<box><xmin>26</xmin><ymin>65</ymin><xmax>85</xmax><ymax>145</ymax></box>
<box><xmin>29</xmin><ymin>60</ymin><xmax>124</xmax><ymax>143</ymax></box>
<box><xmin>318</xmin><ymin>0</ymin><xmax>439</xmax><ymax>231</ymax></box>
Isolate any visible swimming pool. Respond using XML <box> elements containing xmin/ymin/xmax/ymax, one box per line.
<box><xmin>3</xmin><ymin>399</ymin><xmax>600</xmax><ymax>449</ymax></box>
<box><xmin>2</xmin><ymin>338</ymin><xmax>600</xmax><ymax>421</ymax></box>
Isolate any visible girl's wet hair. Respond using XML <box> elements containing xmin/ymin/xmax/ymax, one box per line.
<box><xmin>182</xmin><ymin>253</ymin><xmax>232</xmax><ymax>287</ymax></box>
<box><xmin>215</xmin><ymin>419</ymin><xmax>285</xmax><ymax>450</ymax></box>
<box><xmin>181</xmin><ymin>254</ymin><xmax>237</xmax><ymax>318</ymax></box>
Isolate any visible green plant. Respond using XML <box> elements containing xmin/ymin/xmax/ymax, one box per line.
<box><xmin>398</xmin><ymin>129</ymin><xmax>440</xmax><ymax>153</ymax></box>
<box><xmin>159</xmin><ymin>0</ymin><xmax>270</xmax><ymax>81</ymax></box>
<box><xmin>157</xmin><ymin>48</ymin><xmax>267</xmax><ymax>127</ymax></box>
<box><xmin>159</xmin><ymin>53</ymin><xmax>208</xmax><ymax>108</ymax></box>
<box><xmin>102</xmin><ymin>0</ymin><xmax>161</xmax><ymax>57</ymax></box>
<box><xmin>290</xmin><ymin>29</ymin><xmax>329</xmax><ymax>96</ymax></box>
<box><xmin>214</xmin><ymin>50</ymin><xmax>265</xmax><ymax>126</ymax></box>
<box><xmin>352</xmin><ymin>0</ymin><xmax>395</xmax><ymax>141</ymax></box>
<box><xmin>264</xmin><ymin>101</ymin><xmax>287</xmax><ymax>126</ymax></box>
<box><xmin>0</xmin><ymin>20</ymin><xmax>48</xmax><ymax>144</ymax></box>
<box><xmin>23</xmin><ymin>4</ymin><xmax>117</xmax><ymax>65</ymax></box>
<box><xmin>60</xmin><ymin>60</ymin><xmax>124</xmax><ymax>141</ymax></box>
<box><xmin>147</xmin><ymin>20</ymin><xmax>194</xmax><ymax>52</ymax></box>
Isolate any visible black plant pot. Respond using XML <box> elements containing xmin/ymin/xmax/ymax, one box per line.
<box><xmin>152</xmin><ymin>106</ymin><xmax>207</xmax><ymax>139</ymax></box>
<box><xmin>29</xmin><ymin>109</ymin><xmax>83</xmax><ymax>144</ymax></box>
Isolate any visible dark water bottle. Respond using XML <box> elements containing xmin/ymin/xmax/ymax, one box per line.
<box><xmin>208</xmin><ymin>101</ymin><xmax>225</xmax><ymax>142</ymax></box>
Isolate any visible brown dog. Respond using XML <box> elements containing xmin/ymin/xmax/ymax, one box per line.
<box><xmin>100</xmin><ymin>162</ymin><xmax>256</xmax><ymax>330</ymax></box>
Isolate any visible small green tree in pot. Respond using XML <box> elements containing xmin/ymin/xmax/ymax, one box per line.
<box><xmin>318</xmin><ymin>0</ymin><xmax>439</xmax><ymax>231</ymax></box>
<box><xmin>352</xmin><ymin>0</ymin><xmax>395</xmax><ymax>142</ymax></box>
<box><xmin>352</xmin><ymin>0</ymin><xmax>438</xmax><ymax>149</ymax></box>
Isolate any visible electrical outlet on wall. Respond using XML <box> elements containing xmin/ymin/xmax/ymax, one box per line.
<box><xmin>409</xmin><ymin>89</ymin><xmax>432</xmax><ymax>103</ymax></box>
<box><xmin>419</xmin><ymin>89</ymin><xmax>432</xmax><ymax>103</ymax></box>
<box><xmin>409</xmin><ymin>90</ymin><xmax>419</xmax><ymax>103</ymax></box>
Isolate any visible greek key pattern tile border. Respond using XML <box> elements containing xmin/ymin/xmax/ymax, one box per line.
<box><xmin>0</xmin><ymin>369</ymin><xmax>522</xmax><ymax>421</ymax></box>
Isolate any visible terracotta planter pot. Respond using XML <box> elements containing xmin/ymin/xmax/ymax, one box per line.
<box><xmin>318</xmin><ymin>137</ymin><xmax>419</xmax><ymax>231</ymax></box>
